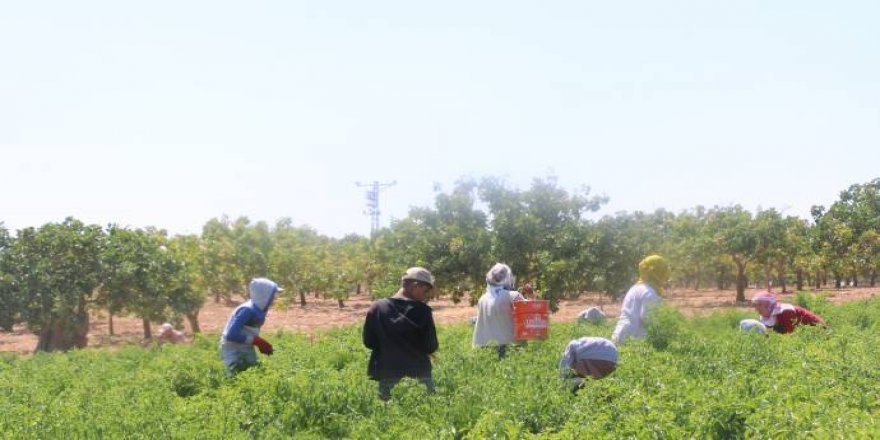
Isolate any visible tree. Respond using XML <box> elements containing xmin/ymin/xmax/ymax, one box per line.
<box><xmin>166</xmin><ymin>234</ymin><xmax>206</xmax><ymax>332</ymax></box>
<box><xmin>668</xmin><ymin>207</ymin><xmax>716</xmax><ymax>290</ymax></box>
<box><xmin>0</xmin><ymin>223</ymin><xmax>19</xmax><ymax>331</ymax></box>
<box><xmin>101</xmin><ymin>226</ymin><xmax>190</xmax><ymax>340</ymax></box>
<box><xmin>707</xmin><ymin>206</ymin><xmax>758</xmax><ymax>302</ymax></box>
<box><xmin>7</xmin><ymin>218</ymin><xmax>104</xmax><ymax>352</ymax></box>
<box><xmin>752</xmin><ymin>209</ymin><xmax>789</xmax><ymax>291</ymax></box>
<box><xmin>478</xmin><ymin>176</ymin><xmax>606</xmax><ymax>309</ymax></box>
<box><xmin>201</xmin><ymin>217</ymin><xmax>244</xmax><ymax>303</ymax></box>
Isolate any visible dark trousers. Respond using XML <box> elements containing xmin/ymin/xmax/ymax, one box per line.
<box><xmin>378</xmin><ymin>376</ymin><xmax>435</xmax><ymax>401</ymax></box>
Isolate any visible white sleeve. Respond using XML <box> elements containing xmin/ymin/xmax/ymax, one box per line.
<box><xmin>638</xmin><ymin>291</ymin><xmax>661</xmax><ymax>321</ymax></box>
<box><xmin>559</xmin><ymin>342</ymin><xmax>574</xmax><ymax>378</ymax></box>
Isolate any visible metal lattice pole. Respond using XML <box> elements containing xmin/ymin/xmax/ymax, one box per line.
<box><xmin>356</xmin><ymin>180</ymin><xmax>396</xmax><ymax>237</ymax></box>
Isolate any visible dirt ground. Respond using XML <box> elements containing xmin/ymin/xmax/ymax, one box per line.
<box><xmin>2</xmin><ymin>286</ymin><xmax>878</xmax><ymax>354</ymax></box>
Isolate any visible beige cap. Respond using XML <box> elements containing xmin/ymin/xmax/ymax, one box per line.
<box><xmin>401</xmin><ymin>267</ymin><xmax>435</xmax><ymax>287</ymax></box>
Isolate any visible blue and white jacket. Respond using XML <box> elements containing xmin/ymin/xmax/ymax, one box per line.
<box><xmin>220</xmin><ymin>278</ymin><xmax>280</xmax><ymax>348</ymax></box>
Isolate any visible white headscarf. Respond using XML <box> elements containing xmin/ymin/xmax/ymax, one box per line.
<box><xmin>739</xmin><ymin>319</ymin><xmax>767</xmax><ymax>334</ymax></box>
<box><xmin>559</xmin><ymin>337</ymin><xmax>618</xmax><ymax>377</ymax></box>
<box><xmin>486</xmin><ymin>263</ymin><xmax>514</xmax><ymax>288</ymax></box>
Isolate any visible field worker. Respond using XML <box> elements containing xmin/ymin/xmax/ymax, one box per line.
<box><xmin>559</xmin><ymin>337</ymin><xmax>618</xmax><ymax>391</ymax></box>
<box><xmin>577</xmin><ymin>306</ymin><xmax>607</xmax><ymax>324</ymax></box>
<box><xmin>473</xmin><ymin>263</ymin><xmax>526</xmax><ymax>358</ymax></box>
<box><xmin>751</xmin><ymin>291</ymin><xmax>824</xmax><ymax>334</ymax></box>
<box><xmin>219</xmin><ymin>278</ymin><xmax>282</xmax><ymax>376</ymax></box>
<box><xmin>611</xmin><ymin>255</ymin><xmax>670</xmax><ymax>344</ymax></box>
<box><xmin>363</xmin><ymin>267</ymin><xmax>439</xmax><ymax>401</ymax></box>
<box><xmin>738</xmin><ymin>318</ymin><xmax>768</xmax><ymax>334</ymax></box>
<box><xmin>521</xmin><ymin>283</ymin><xmax>535</xmax><ymax>299</ymax></box>
<box><xmin>157</xmin><ymin>322</ymin><xmax>186</xmax><ymax>344</ymax></box>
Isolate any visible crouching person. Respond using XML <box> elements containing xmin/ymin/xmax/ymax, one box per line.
<box><xmin>363</xmin><ymin>267</ymin><xmax>439</xmax><ymax>401</ymax></box>
<box><xmin>219</xmin><ymin>278</ymin><xmax>283</xmax><ymax>376</ymax></box>
<box><xmin>751</xmin><ymin>291</ymin><xmax>824</xmax><ymax>334</ymax></box>
<box><xmin>157</xmin><ymin>323</ymin><xmax>187</xmax><ymax>344</ymax></box>
<box><xmin>559</xmin><ymin>337</ymin><xmax>618</xmax><ymax>392</ymax></box>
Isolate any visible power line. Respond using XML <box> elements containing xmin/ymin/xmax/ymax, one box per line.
<box><xmin>355</xmin><ymin>180</ymin><xmax>396</xmax><ymax>237</ymax></box>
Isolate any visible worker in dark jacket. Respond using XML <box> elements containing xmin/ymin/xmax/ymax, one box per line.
<box><xmin>363</xmin><ymin>267</ymin><xmax>438</xmax><ymax>400</ymax></box>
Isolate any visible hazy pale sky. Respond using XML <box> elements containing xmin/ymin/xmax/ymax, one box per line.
<box><xmin>3</xmin><ymin>1</ymin><xmax>878</xmax><ymax>237</ymax></box>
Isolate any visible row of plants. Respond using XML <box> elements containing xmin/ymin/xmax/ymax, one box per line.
<box><xmin>0</xmin><ymin>292</ymin><xmax>877</xmax><ymax>437</ymax></box>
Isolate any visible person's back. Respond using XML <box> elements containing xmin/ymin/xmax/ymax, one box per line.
<box><xmin>612</xmin><ymin>283</ymin><xmax>660</xmax><ymax>342</ymax></box>
<box><xmin>473</xmin><ymin>288</ymin><xmax>522</xmax><ymax>347</ymax></box>
<box><xmin>364</xmin><ymin>297</ymin><xmax>438</xmax><ymax>379</ymax></box>
<box><xmin>362</xmin><ymin>267</ymin><xmax>439</xmax><ymax>400</ymax></box>
<box><xmin>577</xmin><ymin>306</ymin><xmax>607</xmax><ymax>324</ymax></box>
<box><xmin>611</xmin><ymin>255</ymin><xmax>669</xmax><ymax>344</ymax></box>
<box><xmin>472</xmin><ymin>263</ymin><xmax>524</xmax><ymax>353</ymax></box>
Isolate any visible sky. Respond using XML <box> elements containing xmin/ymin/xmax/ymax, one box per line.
<box><xmin>2</xmin><ymin>1</ymin><xmax>878</xmax><ymax>238</ymax></box>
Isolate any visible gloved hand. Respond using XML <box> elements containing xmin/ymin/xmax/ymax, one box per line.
<box><xmin>253</xmin><ymin>335</ymin><xmax>274</xmax><ymax>355</ymax></box>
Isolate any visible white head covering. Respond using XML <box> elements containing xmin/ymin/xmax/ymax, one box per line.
<box><xmin>739</xmin><ymin>319</ymin><xmax>767</xmax><ymax>334</ymax></box>
<box><xmin>559</xmin><ymin>337</ymin><xmax>618</xmax><ymax>377</ymax></box>
<box><xmin>486</xmin><ymin>263</ymin><xmax>514</xmax><ymax>289</ymax></box>
<box><xmin>249</xmin><ymin>278</ymin><xmax>282</xmax><ymax>311</ymax></box>
<box><xmin>577</xmin><ymin>307</ymin><xmax>607</xmax><ymax>323</ymax></box>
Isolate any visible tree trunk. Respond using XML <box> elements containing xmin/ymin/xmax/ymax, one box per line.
<box><xmin>35</xmin><ymin>311</ymin><xmax>89</xmax><ymax>352</ymax></box>
<box><xmin>299</xmin><ymin>291</ymin><xmax>307</xmax><ymax>307</ymax></box>
<box><xmin>186</xmin><ymin>311</ymin><xmax>201</xmax><ymax>333</ymax></box>
<box><xmin>735</xmin><ymin>260</ymin><xmax>747</xmax><ymax>303</ymax></box>
<box><xmin>214</xmin><ymin>290</ymin><xmax>221</xmax><ymax>303</ymax></box>
<box><xmin>108</xmin><ymin>313</ymin><xmax>114</xmax><ymax>336</ymax></box>
<box><xmin>795</xmin><ymin>267</ymin><xmax>804</xmax><ymax>291</ymax></box>
<box><xmin>870</xmin><ymin>270</ymin><xmax>876</xmax><ymax>287</ymax></box>
<box><xmin>815</xmin><ymin>270</ymin><xmax>821</xmax><ymax>289</ymax></box>
<box><xmin>776</xmin><ymin>261</ymin><xmax>787</xmax><ymax>293</ymax></box>
<box><xmin>337</xmin><ymin>298</ymin><xmax>345</xmax><ymax>308</ymax></box>
<box><xmin>356</xmin><ymin>283</ymin><xmax>362</xmax><ymax>295</ymax></box>
<box><xmin>142</xmin><ymin>318</ymin><xmax>152</xmax><ymax>340</ymax></box>
<box><xmin>851</xmin><ymin>272</ymin><xmax>858</xmax><ymax>287</ymax></box>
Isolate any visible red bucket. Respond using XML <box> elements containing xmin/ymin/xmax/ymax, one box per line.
<box><xmin>513</xmin><ymin>300</ymin><xmax>549</xmax><ymax>340</ymax></box>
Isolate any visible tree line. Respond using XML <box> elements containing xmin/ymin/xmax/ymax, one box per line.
<box><xmin>1</xmin><ymin>176</ymin><xmax>878</xmax><ymax>351</ymax></box>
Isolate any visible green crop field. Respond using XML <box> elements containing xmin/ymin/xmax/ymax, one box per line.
<box><xmin>1</xmin><ymin>294</ymin><xmax>878</xmax><ymax>438</ymax></box>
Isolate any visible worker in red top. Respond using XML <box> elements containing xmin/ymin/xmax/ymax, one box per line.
<box><xmin>751</xmin><ymin>291</ymin><xmax>824</xmax><ymax>334</ymax></box>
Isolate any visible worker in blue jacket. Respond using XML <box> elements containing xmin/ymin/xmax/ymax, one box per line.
<box><xmin>219</xmin><ymin>278</ymin><xmax>283</xmax><ymax>376</ymax></box>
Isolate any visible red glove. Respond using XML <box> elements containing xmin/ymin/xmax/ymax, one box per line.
<box><xmin>253</xmin><ymin>335</ymin><xmax>274</xmax><ymax>355</ymax></box>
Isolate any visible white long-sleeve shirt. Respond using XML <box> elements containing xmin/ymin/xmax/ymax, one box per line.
<box><xmin>611</xmin><ymin>283</ymin><xmax>660</xmax><ymax>344</ymax></box>
<box><xmin>473</xmin><ymin>286</ymin><xmax>524</xmax><ymax>347</ymax></box>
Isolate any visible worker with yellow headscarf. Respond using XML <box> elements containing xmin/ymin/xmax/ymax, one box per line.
<box><xmin>611</xmin><ymin>255</ymin><xmax>670</xmax><ymax>344</ymax></box>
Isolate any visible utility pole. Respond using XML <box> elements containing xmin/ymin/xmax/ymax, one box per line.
<box><xmin>356</xmin><ymin>180</ymin><xmax>396</xmax><ymax>237</ymax></box>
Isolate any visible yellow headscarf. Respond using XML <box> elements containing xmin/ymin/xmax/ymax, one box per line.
<box><xmin>637</xmin><ymin>255</ymin><xmax>670</xmax><ymax>295</ymax></box>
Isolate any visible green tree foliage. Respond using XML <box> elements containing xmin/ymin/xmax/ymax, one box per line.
<box><xmin>706</xmin><ymin>206</ymin><xmax>758</xmax><ymax>302</ymax></box>
<box><xmin>269</xmin><ymin>221</ymin><xmax>327</xmax><ymax>307</ymax></box>
<box><xmin>5</xmin><ymin>217</ymin><xmax>104</xmax><ymax>351</ymax></box>
<box><xmin>166</xmin><ymin>234</ymin><xmax>206</xmax><ymax>332</ymax></box>
<box><xmin>201</xmin><ymin>216</ymin><xmax>245</xmax><ymax>304</ymax></box>
<box><xmin>0</xmin><ymin>223</ymin><xmax>18</xmax><ymax>331</ymax></box>
<box><xmin>667</xmin><ymin>207</ymin><xmax>716</xmax><ymax>290</ymax></box>
<box><xmin>478</xmin><ymin>176</ymin><xmax>607</xmax><ymax>308</ymax></box>
<box><xmin>101</xmin><ymin>226</ymin><xmax>193</xmax><ymax>340</ymax></box>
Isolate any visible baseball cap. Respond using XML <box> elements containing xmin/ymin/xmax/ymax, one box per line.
<box><xmin>401</xmin><ymin>267</ymin><xmax>435</xmax><ymax>287</ymax></box>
